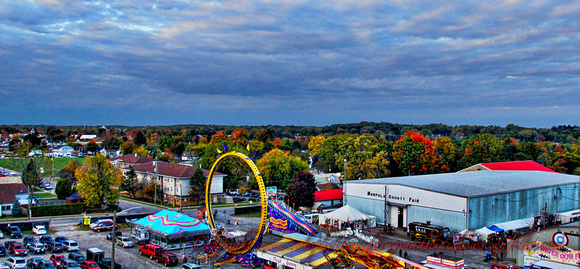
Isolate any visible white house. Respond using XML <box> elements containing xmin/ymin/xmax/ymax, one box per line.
<box><xmin>48</xmin><ymin>145</ymin><xmax>75</xmax><ymax>157</ymax></box>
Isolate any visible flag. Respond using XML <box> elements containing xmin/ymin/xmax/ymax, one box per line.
<box><xmin>217</xmin><ymin>148</ymin><xmax>223</xmax><ymax>154</ymax></box>
<box><xmin>246</xmin><ymin>144</ymin><xmax>250</xmax><ymax>151</ymax></box>
<box><xmin>223</xmin><ymin>142</ymin><xmax>229</xmax><ymax>152</ymax></box>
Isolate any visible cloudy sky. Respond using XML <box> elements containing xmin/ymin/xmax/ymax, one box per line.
<box><xmin>1</xmin><ymin>0</ymin><xmax>578</xmax><ymax>128</ymax></box>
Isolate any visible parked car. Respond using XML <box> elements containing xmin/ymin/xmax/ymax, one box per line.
<box><xmin>89</xmin><ymin>219</ymin><xmax>113</xmax><ymax>230</ymax></box>
<box><xmin>28</xmin><ymin>243</ymin><xmax>46</xmax><ymax>254</ymax></box>
<box><xmin>46</xmin><ymin>242</ymin><xmax>63</xmax><ymax>253</ymax></box>
<box><xmin>23</xmin><ymin>235</ymin><xmax>37</xmax><ymax>248</ymax></box>
<box><xmin>44</xmin><ymin>183</ymin><xmax>53</xmax><ymax>190</ymax></box>
<box><xmin>91</xmin><ymin>221</ymin><xmax>114</xmax><ymax>233</ymax></box>
<box><xmin>106</xmin><ymin>231</ymin><xmax>122</xmax><ymax>240</ymax></box>
<box><xmin>32</xmin><ymin>226</ymin><xmax>47</xmax><ymax>235</ymax></box>
<box><xmin>60</xmin><ymin>259</ymin><xmax>81</xmax><ymax>269</ymax></box>
<box><xmin>156</xmin><ymin>253</ymin><xmax>178</xmax><ymax>267</ymax></box>
<box><xmin>5</xmin><ymin>257</ymin><xmax>26</xmax><ymax>269</ymax></box>
<box><xmin>181</xmin><ymin>263</ymin><xmax>202</xmax><ymax>269</ymax></box>
<box><xmin>54</xmin><ymin>236</ymin><xmax>68</xmax><ymax>244</ymax></box>
<box><xmin>9</xmin><ymin>226</ymin><xmax>22</xmax><ymax>238</ymax></box>
<box><xmin>49</xmin><ymin>254</ymin><xmax>65</xmax><ymax>267</ymax></box>
<box><xmin>9</xmin><ymin>242</ymin><xmax>27</xmax><ymax>256</ymax></box>
<box><xmin>40</xmin><ymin>259</ymin><xmax>56</xmax><ymax>268</ymax></box>
<box><xmin>62</xmin><ymin>240</ymin><xmax>79</xmax><ymax>252</ymax></box>
<box><xmin>0</xmin><ymin>230</ymin><xmax>4</xmax><ymax>238</ymax></box>
<box><xmin>0</xmin><ymin>263</ymin><xmax>8</xmax><ymax>269</ymax></box>
<box><xmin>4</xmin><ymin>241</ymin><xmax>16</xmax><ymax>249</ymax></box>
<box><xmin>39</xmin><ymin>235</ymin><xmax>53</xmax><ymax>244</ymax></box>
<box><xmin>96</xmin><ymin>258</ymin><xmax>121</xmax><ymax>269</ymax></box>
<box><xmin>0</xmin><ymin>245</ymin><xmax>6</xmax><ymax>256</ymax></box>
<box><xmin>68</xmin><ymin>252</ymin><xmax>85</xmax><ymax>263</ymax></box>
<box><xmin>138</xmin><ymin>244</ymin><xmax>165</xmax><ymax>260</ymax></box>
<box><xmin>115</xmin><ymin>236</ymin><xmax>133</xmax><ymax>248</ymax></box>
<box><xmin>25</xmin><ymin>257</ymin><xmax>43</xmax><ymax>269</ymax></box>
<box><xmin>79</xmin><ymin>260</ymin><xmax>99</xmax><ymax>269</ymax></box>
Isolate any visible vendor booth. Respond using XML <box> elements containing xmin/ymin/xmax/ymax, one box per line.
<box><xmin>318</xmin><ymin>205</ymin><xmax>376</xmax><ymax>231</ymax></box>
<box><xmin>129</xmin><ymin>209</ymin><xmax>211</xmax><ymax>250</ymax></box>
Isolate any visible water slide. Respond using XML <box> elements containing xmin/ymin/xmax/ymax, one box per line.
<box><xmin>268</xmin><ymin>200</ymin><xmax>318</xmax><ymax>236</ymax></box>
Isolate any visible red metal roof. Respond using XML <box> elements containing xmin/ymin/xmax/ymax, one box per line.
<box><xmin>481</xmin><ymin>160</ymin><xmax>556</xmax><ymax>173</ymax></box>
<box><xmin>132</xmin><ymin>161</ymin><xmax>222</xmax><ymax>178</ymax></box>
<box><xmin>314</xmin><ymin>189</ymin><xmax>343</xmax><ymax>202</ymax></box>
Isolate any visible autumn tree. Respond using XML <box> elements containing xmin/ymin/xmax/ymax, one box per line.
<box><xmin>86</xmin><ymin>140</ymin><xmax>99</xmax><ymax>153</ymax></box>
<box><xmin>433</xmin><ymin>136</ymin><xmax>458</xmax><ymax>172</ymax></box>
<box><xmin>460</xmin><ymin>134</ymin><xmax>503</xmax><ymax>168</ymax></box>
<box><xmin>231</xmin><ymin>128</ymin><xmax>249</xmax><ymax>145</ymax></box>
<box><xmin>392</xmin><ymin>130</ymin><xmax>437</xmax><ymax>175</ymax></box>
<box><xmin>75</xmin><ymin>153</ymin><xmax>123</xmax><ymax>209</ymax></box>
<box><xmin>59</xmin><ymin>159</ymin><xmax>81</xmax><ymax>181</ymax></box>
<box><xmin>209</xmin><ymin>132</ymin><xmax>228</xmax><ymax>145</ymax></box>
<box><xmin>255</xmin><ymin>148</ymin><xmax>308</xmax><ymax>190</ymax></box>
<box><xmin>122</xmin><ymin>166</ymin><xmax>139</xmax><ymax>198</ymax></box>
<box><xmin>120</xmin><ymin>141</ymin><xmax>137</xmax><ymax>155</ymax></box>
<box><xmin>340</xmin><ymin>134</ymin><xmax>390</xmax><ymax>180</ymax></box>
<box><xmin>286</xmin><ymin>171</ymin><xmax>317</xmax><ymax>210</ymax></box>
<box><xmin>189</xmin><ymin>167</ymin><xmax>205</xmax><ymax>205</ymax></box>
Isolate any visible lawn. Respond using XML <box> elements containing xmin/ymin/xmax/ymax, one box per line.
<box><xmin>34</xmin><ymin>192</ymin><xmax>57</xmax><ymax>198</ymax></box>
<box><xmin>0</xmin><ymin>157</ymin><xmax>84</xmax><ymax>175</ymax></box>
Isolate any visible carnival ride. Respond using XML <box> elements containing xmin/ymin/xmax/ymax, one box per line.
<box><xmin>268</xmin><ymin>200</ymin><xmax>318</xmax><ymax>236</ymax></box>
<box><xmin>203</xmin><ymin>151</ymin><xmax>268</xmax><ymax>267</ymax></box>
<box><xmin>325</xmin><ymin>244</ymin><xmax>421</xmax><ymax>269</ymax></box>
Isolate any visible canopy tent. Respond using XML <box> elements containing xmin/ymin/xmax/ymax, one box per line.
<box><xmin>493</xmin><ymin>218</ymin><xmax>533</xmax><ymax>231</ymax></box>
<box><xmin>129</xmin><ymin>209</ymin><xmax>210</xmax><ymax>239</ymax></box>
<box><xmin>318</xmin><ymin>205</ymin><xmax>376</xmax><ymax>228</ymax></box>
<box><xmin>557</xmin><ymin>209</ymin><xmax>580</xmax><ymax>223</ymax></box>
<box><xmin>475</xmin><ymin>227</ymin><xmax>497</xmax><ymax>239</ymax></box>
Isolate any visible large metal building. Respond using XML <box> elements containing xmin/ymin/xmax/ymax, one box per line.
<box><xmin>344</xmin><ymin>171</ymin><xmax>580</xmax><ymax>231</ymax></box>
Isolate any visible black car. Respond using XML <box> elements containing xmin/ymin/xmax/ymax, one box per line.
<box><xmin>39</xmin><ymin>234</ymin><xmax>53</xmax><ymax>244</ymax></box>
<box><xmin>26</xmin><ymin>257</ymin><xmax>44</xmax><ymax>269</ymax></box>
<box><xmin>0</xmin><ymin>245</ymin><xmax>6</xmax><ymax>256</ymax></box>
<box><xmin>23</xmin><ymin>235</ymin><xmax>37</xmax><ymax>248</ymax></box>
<box><xmin>106</xmin><ymin>231</ymin><xmax>122</xmax><ymax>240</ymax></box>
<box><xmin>68</xmin><ymin>252</ymin><xmax>85</xmax><ymax>263</ymax></box>
<box><xmin>54</xmin><ymin>236</ymin><xmax>68</xmax><ymax>244</ymax></box>
<box><xmin>3</xmin><ymin>240</ymin><xmax>16</xmax><ymax>249</ymax></box>
<box><xmin>9</xmin><ymin>226</ymin><xmax>22</xmax><ymax>238</ymax></box>
<box><xmin>46</xmin><ymin>241</ymin><xmax>63</xmax><ymax>253</ymax></box>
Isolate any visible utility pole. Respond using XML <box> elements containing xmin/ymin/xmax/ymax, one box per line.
<box><xmin>343</xmin><ymin>158</ymin><xmax>347</xmax><ymax>205</ymax></box>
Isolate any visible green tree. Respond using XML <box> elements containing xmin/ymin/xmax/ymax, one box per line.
<box><xmin>158</xmin><ymin>135</ymin><xmax>174</xmax><ymax>151</ymax></box>
<box><xmin>460</xmin><ymin>134</ymin><xmax>503</xmax><ymax>168</ymax></box>
<box><xmin>86</xmin><ymin>140</ymin><xmax>100</xmax><ymax>153</ymax></box>
<box><xmin>55</xmin><ymin>178</ymin><xmax>74</xmax><ymax>200</ymax></box>
<box><xmin>11</xmin><ymin>198</ymin><xmax>23</xmax><ymax>217</ymax></box>
<box><xmin>286</xmin><ymin>171</ymin><xmax>317</xmax><ymax>210</ymax></box>
<box><xmin>143</xmin><ymin>180</ymin><xmax>162</xmax><ymax>202</ymax></box>
<box><xmin>134</xmin><ymin>130</ymin><xmax>147</xmax><ymax>146</ymax></box>
<box><xmin>122</xmin><ymin>166</ymin><xmax>138</xmax><ymax>198</ymax></box>
<box><xmin>392</xmin><ymin>130</ymin><xmax>437</xmax><ymax>175</ymax></box>
<box><xmin>75</xmin><ymin>154</ymin><xmax>123</xmax><ymax>209</ymax></box>
<box><xmin>21</xmin><ymin>159</ymin><xmax>42</xmax><ymax>218</ymax></box>
<box><xmin>255</xmin><ymin>148</ymin><xmax>308</xmax><ymax>190</ymax></box>
<box><xmin>189</xmin><ymin>167</ymin><xmax>205</xmax><ymax>205</ymax></box>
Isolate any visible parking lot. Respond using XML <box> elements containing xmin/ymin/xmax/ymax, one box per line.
<box><xmin>0</xmin><ymin>223</ymin><xmax>201</xmax><ymax>268</ymax></box>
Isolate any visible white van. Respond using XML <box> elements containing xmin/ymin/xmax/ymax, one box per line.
<box><xmin>89</xmin><ymin>218</ymin><xmax>114</xmax><ymax>229</ymax></box>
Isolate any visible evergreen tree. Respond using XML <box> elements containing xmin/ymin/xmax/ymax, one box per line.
<box><xmin>11</xmin><ymin>199</ymin><xmax>23</xmax><ymax>217</ymax></box>
<box><xmin>56</xmin><ymin>178</ymin><xmax>74</xmax><ymax>200</ymax></box>
<box><xmin>122</xmin><ymin>166</ymin><xmax>138</xmax><ymax>198</ymax></box>
<box><xmin>189</xmin><ymin>168</ymin><xmax>205</xmax><ymax>205</ymax></box>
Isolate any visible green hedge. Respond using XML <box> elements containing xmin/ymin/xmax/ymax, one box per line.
<box><xmin>31</xmin><ymin>203</ymin><xmax>83</xmax><ymax>217</ymax></box>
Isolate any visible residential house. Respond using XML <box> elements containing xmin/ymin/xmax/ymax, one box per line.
<box><xmin>312</xmin><ymin>189</ymin><xmax>343</xmax><ymax>210</ymax></box>
<box><xmin>109</xmin><ymin>154</ymin><xmax>156</xmax><ymax>169</ymax></box>
<box><xmin>131</xmin><ymin>162</ymin><xmax>225</xmax><ymax>206</ymax></box>
<box><xmin>48</xmin><ymin>145</ymin><xmax>75</xmax><ymax>158</ymax></box>
<box><xmin>0</xmin><ymin>183</ymin><xmax>28</xmax><ymax>216</ymax></box>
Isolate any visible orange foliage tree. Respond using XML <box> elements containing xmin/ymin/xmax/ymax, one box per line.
<box><xmin>392</xmin><ymin>130</ymin><xmax>437</xmax><ymax>175</ymax></box>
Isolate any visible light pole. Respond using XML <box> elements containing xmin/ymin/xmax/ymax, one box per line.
<box><xmin>112</xmin><ymin>206</ymin><xmax>141</xmax><ymax>269</ymax></box>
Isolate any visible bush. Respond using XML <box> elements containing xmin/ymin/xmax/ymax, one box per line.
<box><xmin>31</xmin><ymin>203</ymin><xmax>83</xmax><ymax>217</ymax></box>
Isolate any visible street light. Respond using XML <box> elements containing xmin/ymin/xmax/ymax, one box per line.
<box><xmin>112</xmin><ymin>206</ymin><xmax>141</xmax><ymax>269</ymax></box>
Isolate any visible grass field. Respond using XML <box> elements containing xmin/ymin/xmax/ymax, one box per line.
<box><xmin>0</xmin><ymin>157</ymin><xmax>84</xmax><ymax>175</ymax></box>
<box><xmin>34</xmin><ymin>192</ymin><xmax>57</xmax><ymax>198</ymax></box>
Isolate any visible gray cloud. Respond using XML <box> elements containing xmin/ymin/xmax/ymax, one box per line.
<box><xmin>0</xmin><ymin>0</ymin><xmax>578</xmax><ymax>127</ymax></box>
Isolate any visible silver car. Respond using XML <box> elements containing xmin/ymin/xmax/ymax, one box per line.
<box><xmin>115</xmin><ymin>236</ymin><xmax>133</xmax><ymax>248</ymax></box>
<box><xmin>62</xmin><ymin>240</ymin><xmax>79</xmax><ymax>252</ymax></box>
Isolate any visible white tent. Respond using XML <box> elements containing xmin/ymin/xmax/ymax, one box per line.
<box><xmin>318</xmin><ymin>205</ymin><xmax>377</xmax><ymax>228</ymax></box>
<box><xmin>557</xmin><ymin>209</ymin><xmax>580</xmax><ymax>223</ymax></box>
<box><xmin>493</xmin><ymin>218</ymin><xmax>534</xmax><ymax>232</ymax></box>
<box><xmin>475</xmin><ymin>227</ymin><xmax>496</xmax><ymax>239</ymax></box>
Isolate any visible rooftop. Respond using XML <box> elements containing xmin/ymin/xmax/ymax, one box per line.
<box><xmin>459</xmin><ymin>160</ymin><xmax>556</xmax><ymax>173</ymax></box>
<box><xmin>348</xmin><ymin>171</ymin><xmax>580</xmax><ymax>198</ymax></box>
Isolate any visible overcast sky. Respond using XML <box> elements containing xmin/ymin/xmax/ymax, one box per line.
<box><xmin>1</xmin><ymin>0</ymin><xmax>578</xmax><ymax>128</ymax></box>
